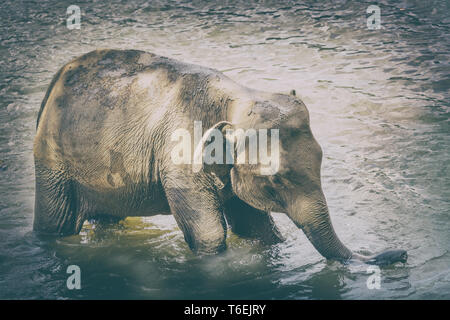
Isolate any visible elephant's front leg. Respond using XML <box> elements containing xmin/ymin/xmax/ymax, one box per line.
<box><xmin>162</xmin><ymin>169</ymin><xmax>227</xmax><ymax>255</ymax></box>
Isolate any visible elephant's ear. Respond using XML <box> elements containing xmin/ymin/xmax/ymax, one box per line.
<box><xmin>193</xmin><ymin>121</ymin><xmax>234</xmax><ymax>187</ymax></box>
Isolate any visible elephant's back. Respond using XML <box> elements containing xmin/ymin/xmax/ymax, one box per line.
<box><xmin>35</xmin><ymin>49</ymin><xmax>226</xmax><ymax>137</ymax></box>
<box><xmin>33</xmin><ymin>49</ymin><xmax>184</xmax><ymax>188</ymax></box>
<box><xmin>36</xmin><ymin>49</ymin><xmax>219</xmax><ymax>127</ymax></box>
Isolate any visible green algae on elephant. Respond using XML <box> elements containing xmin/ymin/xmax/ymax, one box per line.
<box><xmin>33</xmin><ymin>49</ymin><xmax>407</xmax><ymax>265</ymax></box>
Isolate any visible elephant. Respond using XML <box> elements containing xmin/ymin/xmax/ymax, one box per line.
<box><xmin>33</xmin><ymin>49</ymin><xmax>407</xmax><ymax>265</ymax></box>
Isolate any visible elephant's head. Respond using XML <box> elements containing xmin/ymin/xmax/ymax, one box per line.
<box><xmin>198</xmin><ymin>91</ymin><xmax>407</xmax><ymax>265</ymax></box>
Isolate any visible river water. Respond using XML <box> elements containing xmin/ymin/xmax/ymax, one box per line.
<box><xmin>0</xmin><ymin>0</ymin><xmax>449</xmax><ymax>299</ymax></box>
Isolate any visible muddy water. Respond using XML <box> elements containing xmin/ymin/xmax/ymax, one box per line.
<box><xmin>0</xmin><ymin>0</ymin><xmax>449</xmax><ymax>299</ymax></box>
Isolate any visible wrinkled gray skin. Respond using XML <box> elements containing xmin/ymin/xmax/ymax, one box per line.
<box><xmin>34</xmin><ymin>49</ymin><xmax>407</xmax><ymax>265</ymax></box>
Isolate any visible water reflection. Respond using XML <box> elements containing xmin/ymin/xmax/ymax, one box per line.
<box><xmin>0</xmin><ymin>0</ymin><xmax>449</xmax><ymax>299</ymax></box>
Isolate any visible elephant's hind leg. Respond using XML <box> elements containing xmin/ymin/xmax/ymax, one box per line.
<box><xmin>224</xmin><ymin>197</ymin><xmax>284</xmax><ymax>245</ymax></box>
<box><xmin>33</xmin><ymin>164</ymin><xmax>85</xmax><ymax>236</ymax></box>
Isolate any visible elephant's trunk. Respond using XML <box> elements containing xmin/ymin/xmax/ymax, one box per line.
<box><xmin>287</xmin><ymin>191</ymin><xmax>407</xmax><ymax>265</ymax></box>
